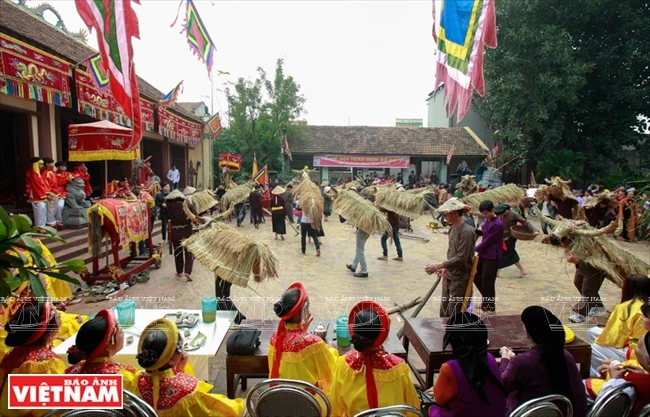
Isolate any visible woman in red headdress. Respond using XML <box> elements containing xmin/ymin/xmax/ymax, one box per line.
<box><xmin>329</xmin><ymin>301</ymin><xmax>420</xmax><ymax>416</ymax></box>
<box><xmin>0</xmin><ymin>300</ymin><xmax>65</xmax><ymax>417</ymax></box>
<box><xmin>268</xmin><ymin>283</ymin><xmax>338</xmax><ymax>394</ymax></box>
<box><xmin>65</xmin><ymin>309</ymin><xmax>137</xmax><ymax>384</ymax></box>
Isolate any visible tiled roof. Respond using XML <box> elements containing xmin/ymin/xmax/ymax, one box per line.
<box><xmin>0</xmin><ymin>0</ymin><xmax>202</xmax><ymax>123</ymax></box>
<box><xmin>287</xmin><ymin>125</ymin><xmax>489</xmax><ymax>156</ymax></box>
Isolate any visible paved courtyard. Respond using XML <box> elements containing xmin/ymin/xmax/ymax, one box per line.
<box><xmin>66</xmin><ymin>212</ymin><xmax>649</xmax><ymax>395</ymax></box>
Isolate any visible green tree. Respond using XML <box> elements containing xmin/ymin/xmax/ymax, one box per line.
<box><xmin>216</xmin><ymin>59</ymin><xmax>305</xmax><ymax>180</ymax></box>
<box><xmin>536</xmin><ymin>149</ymin><xmax>585</xmax><ymax>181</ymax></box>
<box><xmin>475</xmin><ymin>0</ymin><xmax>650</xmax><ymax>183</ymax></box>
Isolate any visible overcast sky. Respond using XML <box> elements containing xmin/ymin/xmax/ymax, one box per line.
<box><xmin>43</xmin><ymin>0</ymin><xmax>437</xmax><ymax>127</ymax></box>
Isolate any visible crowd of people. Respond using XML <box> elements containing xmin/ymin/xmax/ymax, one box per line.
<box><xmin>6</xmin><ymin>163</ymin><xmax>650</xmax><ymax>416</ymax></box>
<box><xmin>24</xmin><ymin>158</ymin><xmax>91</xmax><ymax>228</ymax></box>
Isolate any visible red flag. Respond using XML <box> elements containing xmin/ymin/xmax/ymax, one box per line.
<box><xmin>446</xmin><ymin>144</ymin><xmax>455</xmax><ymax>165</ymax></box>
<box><xmin>75</xmin><ymin>0</ymin><xmax>142</xmax><ymax>150</ymax></box>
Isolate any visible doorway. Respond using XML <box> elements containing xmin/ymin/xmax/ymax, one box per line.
<box><xmin>0</xmin><ymin>110</ymin><xmax>32</xmax><ymax>209</ymax></box>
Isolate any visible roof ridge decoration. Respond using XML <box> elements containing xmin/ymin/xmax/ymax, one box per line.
<box><xmin>15</xmin><ymin>0</ymin><xmax>88</xmax><ymax>43</ymax></box>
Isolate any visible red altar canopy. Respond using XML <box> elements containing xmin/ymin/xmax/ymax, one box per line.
<box><xmin>68</xmin><ymin>120</ymin><xmax>137</xmax><ymax>161</ymax></box>
<box><xmin>219</xmin><ymin>153</ymin><xmax>242</xmax><ymax>172</ymax></box>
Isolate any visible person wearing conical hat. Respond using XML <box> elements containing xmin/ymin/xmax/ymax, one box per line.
<box><xmin>271</xmin><ymin>186</ymin><xmax>287</xmax><ymax>240</ymax></box>
<box><xmin>425</xmin><ymin>198</ymin><xmax>476</xmax><ymax>317</ymax></box>
<box><xmin>165</xmin><ymin>190</ymin><xmax>196</xmax><ymax>282</ymax></box>
<box><xmin>132</xmin><ymin>319</ymin><xmax>244</xmax><ymax>416</ymax></box>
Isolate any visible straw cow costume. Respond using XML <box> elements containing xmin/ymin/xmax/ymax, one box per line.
<box><xmin>334</xmin><ymin>189</ymin><xmax>392</xmax><ymax>278</ymax></box>
<box><xmin>183</xmin><ymin>219</ymin><xmax>280</xmax><ymax>325</ymax></box>
<box><xmin>537</xmin><ymin>209</ymin><xmax>650</xmax><ymax>322</ymax></box>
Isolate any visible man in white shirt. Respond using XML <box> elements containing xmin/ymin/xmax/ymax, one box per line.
<box><xmin>166</xmin><ymin>164</ymin><xmax>180</xmax><ymax>190</ymax></box>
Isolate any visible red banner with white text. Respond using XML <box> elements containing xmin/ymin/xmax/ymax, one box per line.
<box><xmin>313</xmin><ymin>154</ymin><xmax>410</xmax><ymax>168</ymax></box>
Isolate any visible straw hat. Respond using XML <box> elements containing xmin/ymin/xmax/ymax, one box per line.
<box><xmin>183</xmin><ymin>186</ymin><xmax>197</xmax><ymax>196</ymax></box>
<box><xmin>320</xmin><ymin>180</ymin><xmax>329</xmax><ymax>187</ymax></box>
<box><xmin>324</xmin><ymin>186</ymin><xmax>331</xmax><ymax>193</ymax></box>
<box><xmin>437</xmin><ymin>198</ymin><xmax>470</xmax><ymax>213</ymax></box>
<box><xmin>272</xmin><ymin>186</ymin><xmax>286</xmax><ymax>195</ymax></box>
<box><xmin>164</xmin><ymin>189</ymin><xmax>185</xmax><ymax>200</ymax></box>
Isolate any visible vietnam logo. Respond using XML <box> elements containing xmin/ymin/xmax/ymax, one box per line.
<box><xmin>8</xmin><ymin>375</ymin><xmax>123</xmax><ymax>409</ymax></box>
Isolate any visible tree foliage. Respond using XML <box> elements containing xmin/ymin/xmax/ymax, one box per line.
<box><xmin>475</xmin><ymin>0</ymin><xmax>650</xmax><ymax>183</ymax></box>
<box><xmin>215</xmin><ymin>59</ymin><xmax>306</xmax><ymax>180</ymax></box>
<box><xmin>0</xmin><ymin>207</ymin><xmax>84</xmax><ymax>303</ymax></box>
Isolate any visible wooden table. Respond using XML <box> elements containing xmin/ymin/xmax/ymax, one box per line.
<box><xmin>401</xmin><ymin>316</ymin><xmax>592</xmax><ymax>389</ymax></box>
<box><xmin>225</xmin><ymin>320</ymin><xmax>407</xmax><ymax>399</ymax></box>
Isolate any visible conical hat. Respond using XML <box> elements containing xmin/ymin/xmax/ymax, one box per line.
<box><xmin>272</xmin><ymin>186</ymin><xmax>286</xmax><ymax>195</ymax></box>
<box><xmin>437</xmin><ymin>198</ymin><xmax>470</xmax><ymax>213</ymax></box>
<box><xmin>183</xmin><ymin>186</ymin><xmax>197</xmax><ymax>196</ymax></box>
<box><xmin>165</xmin><ymin>190</ymin><xmax>185</xmax><ymax>200</ymax></box>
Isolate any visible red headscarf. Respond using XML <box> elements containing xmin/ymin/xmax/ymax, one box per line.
<box><xmin>270</xmin><ymin>283</ymin><xmax>308</xmax><ymax>378</ymax></box>
<box><xmin>348</xmin><ymin>300</ymin><xmax>390</xmax><ymax>409</ymax></box>
<box><xmin>67</xmin><ymin>309</ymin><xmax>117</xmax><ymax>362</ymax></box>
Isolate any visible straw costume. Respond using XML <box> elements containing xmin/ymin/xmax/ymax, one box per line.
<box><xmin>430</xmin><ymin>198</ymin><xmax>477</xmax><ymax>316</ymax></box>
<box><xmin>583</xmin><ymin>191</ymin><xmax>616</xmax><ymax>228</ymax></box>
<box><xmin>183</xmin><ymin>220</ymin><xmax>280</xmax><ymax>324</ymax></box>
<box><xmin>329</xmin><ymin>301</ymin><xmax>419</xmax><ymax>416</ymax></box>
<box><xmin>462</xmin><ymin>184</ymin><xmax>525</xmax><ymax>212</ymax></box>
<box><xmin>131</xmin><ymin>319</ymin><xmax>244</xmax><ymax>416</ymax></box>
<box><xmin>544</xmin><ymin>177</ymin><xmax>580</xmax><ymax>219</ymax></box>
<box><xmin>335</xmin><ymin>190</ymin><xmax>391</xmax><ymax>278</ymax></box>
<box><xmin>65</xmin><ymin>309</ymin><xmax>137</xmax><ymax>384</ymax></box>
<box><xmin>1</xmin><ymin>300</ymin><xmax>65</xmax><ymax>417</ymax></box>
<box><xmin>268</xmin><ymin>283</ymin><xmax>338</xmax><ymax>395</ymax></box>
<box><xmin>536</xmin><ymin>209</ymin><xmax>650</xmax><ymax>288</ymax></box>
<box><xmin>270</xmin><ymin>186</ymin><xmax>287</xmax><ymax>238</ymax></box>
<box><xmin>294</xmin><ymin>173</ymin><xmax>324</xmax><ymax>255</ymax></box>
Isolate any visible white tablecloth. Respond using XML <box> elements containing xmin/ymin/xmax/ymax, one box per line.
<box><xmin>54</xmin><ymin>309</ymin><xmax>236</xmax><ymax>382</ymax></box>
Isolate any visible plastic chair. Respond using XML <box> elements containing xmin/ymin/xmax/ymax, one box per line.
<box><xmin>636</xmin><ymin>403</ymin><xmax>650</xmax><ymax>417</ymax></box>
<box><xmin>42</xmin><ymin>389</ymin><xmax>158</xmax><ymax>417</ymax></box>
<box><xmin>587</xmin><ymin>381</ymin><xmax>637</xmax><ymax>417</ymax></box>
<box><xmin>353</xmin><ymin>405</ymin><xmax>424</xmax><ymax>417</ymax></box>
<box><xmin>509</xmin><ymin>394</ymin><xmax>573</xmax><ymax>417</ymax></box>
<box><xmin>245</xmin><ymin>378</ymin><xmax>331</xmax><ymax>417</ymax></box>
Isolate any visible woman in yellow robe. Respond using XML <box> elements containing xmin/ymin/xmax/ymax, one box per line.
<box><xmin>587</xmin><ymin>274</ymin><xmax>650</xmax><ymax>376</ymax></box>
<box><xmin>130</xmin><ymin>318</ymin><xmax>244</xmax><ymax>417</ymax></box>
<box><xmin>0</xmin><ymin>300</ymin><xmax>66</xmax><ymax>417</ymax></box>
<box><xmin>268</xmin><ymin>282</ymin><xmax>337</xmax><ymax>394</ymax></box>
<box><xmin>585</xmin><ymin>301</ymin><xmax>650</xmax><ymax>399</ymax></box>
<box><xmin>329</xmin><ymin>301</ymin><xmax>420</xmax><ymax>416</ymax></box>
<box><xmin>64</xmin><ymin>309</ymin><xmax>136</xmax><ymax>386</ymax></box>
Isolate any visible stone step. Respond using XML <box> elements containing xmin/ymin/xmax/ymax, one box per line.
<box><xmin>53</xmin><ymin>228</ymin><xmax>162</xmax><ymax>264</ymax></box>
